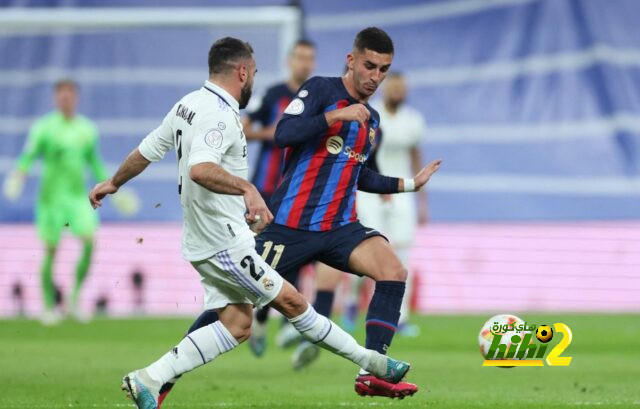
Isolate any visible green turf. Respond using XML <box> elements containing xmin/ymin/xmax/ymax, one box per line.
<box><xmin>0</xmin><ymin>313</ymin><xmax>638</xmax><ymax>408</ymax></box>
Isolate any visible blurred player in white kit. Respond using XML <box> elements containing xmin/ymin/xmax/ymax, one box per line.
<box><xmin>355</xmin><ymin>72</ymin><xmax>428</xmax><ymax>335</ymax></box>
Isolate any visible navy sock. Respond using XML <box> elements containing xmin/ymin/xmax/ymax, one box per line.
<box><xmin>186</xmin><ymin>309</ymin><xmax>219</xmax><ymax>335</ymax></box>
<box><xmin>256</xmin><ymin>305</ymin><xmax>270</xmax><ymax>324</ymax></box>
<box><xmin>365</xmin><ymin>281</ymin><xmax>405</xmax><ymax>354</ymax></box>
<box><xmin>313</xmin><ymin>290</ymin><xmax>335</xmax><ymax>318</ymax></box>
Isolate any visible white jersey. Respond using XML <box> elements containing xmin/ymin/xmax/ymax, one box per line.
<box><xmin>372</xmin><ymin>103</ymin><xmax>426</xmax><ymax>178</ymax></box>
<box><xmin>357</xmin><ymin>103</ymin><xmax>427</xmax><ymax>247</ymax></box>
<box><xmin>138</xmin><ymin>81</ymin><xmax>253</xmax><ymax>261</ymax></box>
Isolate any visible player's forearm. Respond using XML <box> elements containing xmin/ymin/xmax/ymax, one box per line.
<box><xmin>357</xmin><ymin>167</ymin><xmax>401</xmax><ymax>194</ymax></box>
<box><xmin>189</xmin><ymin>162</ymin><xmax>253</xmax><ymax>195</ymax></box>
<box><xmin>274</xmin><ymin>115</ymin><xmax>328</xmax><ymax>147</ymax></box>
<box><xmin>324</xmin><ymin>110</ymin><xmax>343</xmax><ymax>127</ymax></box>
<box><xmin>16</xmin><ymin>152</ymin><xmax>36</xmax><ymax>174</ymax></box>
<box><xmin>89</xmin><ymin>155</ymin><xmax>109</xmax><ymax>182</ymax></box>
<box><xmin>245</xmin><ymin>126</ymin><xmax>275</xmax><ymax>141</ymax></box>
<box><xmin>111</xmin><ymin>149</ymin><xmax>151</xmax><ymax>188</ymax></box>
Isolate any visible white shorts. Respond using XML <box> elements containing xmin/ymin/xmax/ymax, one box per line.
<box><xmin>357</xmin><ymin>192</ymin><xmax>417</xmax><ymax>248</ymax></box>
<box><xmin>191</xmin><ymin>240</ymin><xmax>284</xmax><ymax>310</ymax></box>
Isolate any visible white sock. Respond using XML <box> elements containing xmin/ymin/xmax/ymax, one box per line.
<box><xmin>145</xmin><ymin>321</ymin><xmax>238</xmax><ymax>384</ymax></box>
<box><xmin>288</xmin><ymin>305</ymin><xmax>383</xmax><ymax>374</ymax></box>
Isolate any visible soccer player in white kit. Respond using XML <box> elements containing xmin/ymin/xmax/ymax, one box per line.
<box><xmin>357</xmin><ymin>72</ymin><xmax>428</xmax><ymax>334</ymax></box>
<box><xmin>89</xmin><ymin>38</ymin><xmax>413</xmax><ymax>409</ymax></box>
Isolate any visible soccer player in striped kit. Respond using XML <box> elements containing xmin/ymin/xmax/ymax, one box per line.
<box><xmin>255</xmin><ymin>27</ymin><xmax>440</xmax><ymax>397</ymax></box>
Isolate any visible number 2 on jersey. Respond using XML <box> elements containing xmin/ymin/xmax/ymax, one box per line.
<box><xmin>240</xmin><ymin>255</ymin><xmax>265</xmax><ymax>281</ymax></box>
<box><xmin>175</xmin><ymin>129</ymin><xmax>183</xmax><ymax>194</ymax></box>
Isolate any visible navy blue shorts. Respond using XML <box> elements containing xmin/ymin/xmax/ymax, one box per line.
<box><xmin>255</xmin><ymin>222</ymin><xmax>386</xmax><ymax>283</ymax></box>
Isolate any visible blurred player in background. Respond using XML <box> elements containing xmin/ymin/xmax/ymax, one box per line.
<box><xmin>242</xmin><ymin>39</ymin><xmax>316</xmax><ymax>356</ymax></box>
<box><xmin>3</xmin><ymin>80</ymin><xmax>108</xmax><ymax>325</ymax></box>
<box><xmin>243</xmin><ymin>39</ymin><xmax>315</xmax><ymax>201</ymax></box>
<box><xmin>349</xmin><ymin>72</ymin><xmax>428</xmax><ymax>336</ymax></box>
<box><xmin>89</xmin><ymin>37</ymin><xmax>413</xmax><ymax>409</ymax></box>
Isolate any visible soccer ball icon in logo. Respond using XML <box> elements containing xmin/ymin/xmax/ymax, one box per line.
<box><xmin>478</xmin><ymin>314</ymin><xmax>533</xmax><ymax>368</ymax></box>
<box><xmin>536</xmin><ymin>325</ymin><xmax>553</xmax><ymax>343</ymax></box>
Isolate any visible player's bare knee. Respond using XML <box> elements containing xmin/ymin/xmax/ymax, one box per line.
<box><xmin>233</xmin><ymin>324</ymin><xmax>252</xmax><ymax>343</ymax></box>
<box><xmin>217</xmin><ymin>304</ymin><xmax>253</xmax><ymax>343</ymax></box>
<box><xmin>379</xmin><ymin>264</ymin><xmax>408</xmax><ymax>282</ymax></box>
<box><xmin>224</xmin><ymin>321</ymin><xmax>252</xmax><ymax>343</ymax></box>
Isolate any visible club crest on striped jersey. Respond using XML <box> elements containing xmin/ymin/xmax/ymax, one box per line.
<box><xmin>325</xmin><ymin>135</ymin><xmax>344</xmax><ymax>154</ymax></box>
<box><xmin>284</xmin><ymin>98</ymin><xmax>305</xmax><ymax>115</ymax></box>
<box><xmin>369</xmin><ymin>127</ymin><xmax>376</xmax><ymax>145</ymax></box>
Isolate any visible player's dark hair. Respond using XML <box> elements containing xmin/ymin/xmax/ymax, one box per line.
<box><xmin>353</xmin><ymin>27</ymin><xmax>394</xmax><ymax>55</ymax></box>
<box><xmin>54</xmin><ymin>78</ymin><xmax>77</xmax><ymax>91</ymax></box>
<box><xmin>290</xmin><ymin>38</ymin><xmax>315</xmax><ymax>54</ymax></box>
<box><xmin>208</xmin><ymin>37</ymin><xmax>254</xmax><ymax>75</ymax></box>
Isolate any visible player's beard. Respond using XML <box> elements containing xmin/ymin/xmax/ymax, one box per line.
<box><xmin>239</xmin><ymin>82</ymin><xmax>252</xmax><ymax>109</ymax></box>
<box><xmin>386</xmin><ymin>97</ymin><xmax>404</xmax><ymax>112</ymax></box>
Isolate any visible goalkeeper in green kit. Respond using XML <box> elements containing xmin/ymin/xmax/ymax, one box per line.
<box><xmin>3</xmin><ymin>79</ymin><xmax>136</xmax><ymax>325</ymax></box>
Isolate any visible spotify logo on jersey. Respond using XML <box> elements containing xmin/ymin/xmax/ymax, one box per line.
<box><xmin>326</xmin><ymin>136</ymin><xmax>344</xmax><ymax>154</ymax></box>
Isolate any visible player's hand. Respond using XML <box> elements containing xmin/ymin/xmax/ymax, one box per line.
<box><xmin>414</xmin><ymin>159</ymin><xmax>442</xmax><ymax>191</ymax></box>
<box><xmin>332</xmin><ymin>104</ymin><xmax>370</xmax><ymax>129</ymax></box>
<box><xmin>2</xmin><ymin>171</ymin><xmax>25</xmax><ymax>202</ymax></box>
<box><xmin>243</xmin><ymin>185</ymin><xmax>273</xmax><ymax>230</ymax></box>
<box><xmin>89</xmin><ymin>179</ymin><xmax>119</xmax><ymax>209</ymax></box>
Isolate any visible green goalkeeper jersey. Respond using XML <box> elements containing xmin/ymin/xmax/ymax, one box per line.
<box><xmin>17</xmin><ymin>111</ymin><xmax>108</xmax><ymax>204</ymax></box>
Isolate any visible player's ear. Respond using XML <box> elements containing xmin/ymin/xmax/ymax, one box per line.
<box><xmin>238</xmin><ymin>64</ymin><xmax>247</xmax><ymax>83</ymax></box>
<box><xmin>346</xmin><ymin>52</ymin><xmax>355</xmax><ymax>72</ymax></box>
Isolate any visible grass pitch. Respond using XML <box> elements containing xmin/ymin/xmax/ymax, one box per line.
<box><xmin>0</xmin><ymin>313</ymin><xmax>638</xmax><ymax>408</ymax></box>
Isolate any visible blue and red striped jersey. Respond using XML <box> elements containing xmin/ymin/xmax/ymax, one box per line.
<box><xmin>270</xmin><ymin>76</ymin><xmax>381</xmax><ymax>231</ymax></box>
<box><xmin>248</xmin><ymin>83</ymin><xmax>295</xmax><ymax>196</ymax></box>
